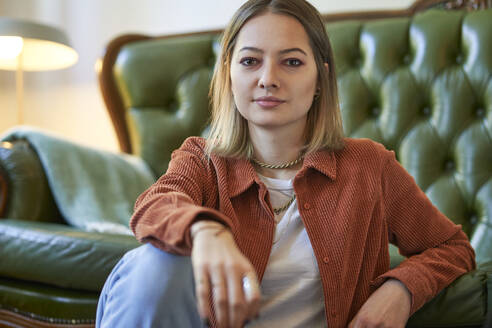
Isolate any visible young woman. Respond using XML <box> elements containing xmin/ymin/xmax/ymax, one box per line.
<box><xmin>96</xmin><ymin>0</ymin><xmax>475</xmax><ymax>327</ymax></box>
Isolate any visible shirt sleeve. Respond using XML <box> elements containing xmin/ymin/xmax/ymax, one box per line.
<box><xmin>129</xmin><ymin>138</ymin><xmax>234</xmax><ymax>256</ymax></box>
<box><xmin>370</xmin><ymin>149</ymin><xmax>476</xmax><ymax>316</ymax></box>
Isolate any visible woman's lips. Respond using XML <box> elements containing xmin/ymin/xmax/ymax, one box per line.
<box><xmin>255</xmin><ymin>100</ymin><xmax>284</xmax><ymax>108</ymax></box>
<box><xmin>254</xmin><ymin>97</ymin><xmax>285</xmax><ymax>109</ymax></box>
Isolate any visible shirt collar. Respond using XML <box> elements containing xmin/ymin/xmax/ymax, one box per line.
<box><xmin>303</xmin><ymin>148</ymin><xmax>337</xmax><ymax>180</ymax></box>
<box><xmin>226</xmin><ymin>148</ymin><xmax>337</xmax><ymax>198</ymax></box>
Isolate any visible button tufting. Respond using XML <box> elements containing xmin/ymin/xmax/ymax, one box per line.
<box><xmin>323</xmin><ymin>256</ymin><xmax>330</xmax><ymax>264</ymax></box>
<box><xmin>355</xmin><ymin>57</ymin><xmax>362</xmax><ymax>67</ymax></box>
<box><xmin>303</xmin><ymin>203</ymin><xmax>311</xmax><ymax>210</ymax></box>
<box><xmin>422</xmin><ymin>107</ymin><xmax>431</xmax><ymax>116</ymax></box>
<box><xmin>476</xmin><ymin>108</ymin><xmax>485</xmax><ymax>118</ymax></box>
<box><xmin>331</xmin><ymin>310</ymin><xmax>337</xmax><ymax>317</ymax></box>
<box><xmin>456</xmin><ymin>54</ymin><xmax>464</xmax><ymax>64</ymax></box>
<box><xmin>403</xmin><ymin>54</ymin><xmax>411</xmax><ymax>65</ymax></box>
<box><xmin>445</xmin><ymin>160</ymin><xmax>455</xmax><ymax>171</ymax></box>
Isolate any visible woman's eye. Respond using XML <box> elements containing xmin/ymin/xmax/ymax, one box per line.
<box><xmin>285</xmin><ymin>58</ymin><xmax>302</xmax><ymax>66</ymax></box>
<box><xmin>240</xmin><ymin>57</ymin><xmax>258</xmax><ymax>66</ymax></box>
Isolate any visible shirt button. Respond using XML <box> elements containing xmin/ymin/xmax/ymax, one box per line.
<box><xmin>303</xmin><ymin>203</ymin><xmax>311</xmax><ymax>210</ymax></box>
<box><xmin>323</xmin><ymin>257</ymin><xmax>330</xmax><ymax>264</ymax></box>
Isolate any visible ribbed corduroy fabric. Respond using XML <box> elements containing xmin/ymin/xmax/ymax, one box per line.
<box><xmin>131</xmin><ymin>137</ymin><xmax>475</xmax><ymax>327</ymax></box>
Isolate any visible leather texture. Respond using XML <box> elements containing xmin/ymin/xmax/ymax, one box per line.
<box><xmin>0</xmin><ymin>277</ymin><xmax>98</xmax><ymax>322</ymax></box>
<box><xmin>2</xmin><ymin>127</ymin><xmax>154</xmax><ymax>232</ymax></box>
<box><xmin>328</xmin><ymin>10</ymin><xmax>492</xmax><ymax>266</ymax></box>
<box><xmin>0</xmin><ymin>140</ymin><xmax>62</xmax><ymax>223</ymax></box>
<box><xmin>0</xmin><ymin>219</ymin><xmax>140</xmax><ymax>291</ymax></box>
<box><xmin>116</xmin><ymin>35</ymin><xmax>217</xmax><ymax>175</ymax></box>
<box><xmin>408</xmin><ymin>267</ymin><xmax>489</xmax><ymax>327</ymax></box>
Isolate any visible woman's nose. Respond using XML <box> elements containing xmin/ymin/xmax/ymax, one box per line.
<box><xmin>258</xmin><ymin>62</ymin><xmax>279</xmax><ymax>90</ymax></box>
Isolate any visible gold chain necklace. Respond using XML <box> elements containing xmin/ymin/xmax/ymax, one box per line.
<box><xmin>253</xmin><ymin>154</ymin><xmax>301</xmax><ymax>241</ymax></box>
<box><xmin>273</xmin><ymin>196</ymin><xmax>295</xmax><ymax>244</ymax></box>
<box><xmin>273</xmin><ymin>194</ymin><xmax>296</xmax><ymax>215</ymax></box>
<box><xmin>251</xmin><ymin>154</ymin><xmax>304</xmax><ymax>169</ymax></box>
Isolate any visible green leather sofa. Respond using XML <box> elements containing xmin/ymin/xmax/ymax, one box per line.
<box><xmin>1</xmin><ymin>0</ymin><xmax>491</xmax><ymax>327</ymax></box>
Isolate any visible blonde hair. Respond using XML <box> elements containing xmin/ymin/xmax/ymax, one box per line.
<box><xmin>206</xmin><ymin>0</ymin><xmax>344</xmax><ymax>158</ymax></box>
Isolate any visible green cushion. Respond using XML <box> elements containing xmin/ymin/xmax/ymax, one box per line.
<box><xmin>2</xmin><ymin>128</ymin><xmax>155</xmax><ymax>231</ymax></box>
<box><xmin>0</xmin><ymin>277</ymin><xmax>97</xmax><ymax>323</ymax></box>
<box><xmin>408</xmin><ymin>268</ymin><xmax>489</xmax><ymax>327</ymax></box>
<box><xmin>0</xmin><ymin>219</ymin><xmax>140</xmax><ymax>291</ymax></box>
<box><xmin>0</xmin><ymin>140</ymin><xmax>62</xmax><ymax>223</ymax></box>
<box><xmin>327</xmin><ymin>9</ymin><xmax>492</xmax><ymax>266</ymax></box>
<box><xmin>115</xmin><ymin>34</ymin><xmax>217</xmax><ymax>175</ymax></box>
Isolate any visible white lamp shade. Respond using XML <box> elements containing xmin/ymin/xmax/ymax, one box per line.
<box><xmin>0</xmin><ymin>17</ymin><xmax>78</xmax><ymax>71</ymax></box>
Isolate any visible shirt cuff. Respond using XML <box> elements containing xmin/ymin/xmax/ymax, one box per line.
<box><xmin>370</xmin><ymin>269</ymin><xmax>419</xmax><ymax>315</ymax></box>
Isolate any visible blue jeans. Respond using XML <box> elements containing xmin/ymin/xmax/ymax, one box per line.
<box><xmin>96</xmin><ymin>243</ymin><xmax>204</xmax><ymax>327</ymax></box>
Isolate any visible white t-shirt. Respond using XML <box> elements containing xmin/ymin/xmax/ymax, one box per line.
<box><xmin>246</xmin><ymin>174</ymin><xmax>327</xmax><ymax>328</ymax></box>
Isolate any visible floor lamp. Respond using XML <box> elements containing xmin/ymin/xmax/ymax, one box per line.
<box><xmin>0</xmin><ymin>17</ymin><xmax>78</xmax><ymax>125</ymax></box>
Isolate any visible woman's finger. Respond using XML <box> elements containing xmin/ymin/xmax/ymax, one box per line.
<box><xmin>243</xmin><ymin>272</ymin><xmax>262</xmax><ymax>320</ymax></box>
<box><xmin>226</xmin><ymin>269</ymin><xmax>247</xmax><ymax>328</ymax></box>
<box><xmin>211</xmin><ymin>267</ymin><xmax>229</xmax><ymax>328</ymax></box>
<box><xmin>193</xmin><ymin>267</ymin><xmax>211</xmax><ymax>323</ymax></box>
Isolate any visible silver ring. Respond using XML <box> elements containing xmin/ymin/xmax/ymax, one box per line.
<box><xmin>242</xmin><ymin>275</ymin><xmax>254</xmax><ymax>300</ymax></box>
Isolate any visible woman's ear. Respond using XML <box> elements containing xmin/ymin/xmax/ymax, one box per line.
<box><xmin>324</xmin><ymin>62</ymin><xmax>329</xmax><ymax>74</ymax></box>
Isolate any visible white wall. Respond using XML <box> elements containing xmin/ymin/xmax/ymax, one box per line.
<box><xmin>0</xmin><ymin>0</ymin><xmax>413</xmax><ymax>152</ymax></box>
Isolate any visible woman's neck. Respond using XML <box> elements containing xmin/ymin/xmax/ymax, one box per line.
<box><xmin>249</xmin><ymin>125</ymin><xmax>305</xmax><ymax>180</ymax></box>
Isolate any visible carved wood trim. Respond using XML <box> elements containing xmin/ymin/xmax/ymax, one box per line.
<box><xmin>98</xmin><ymin>0</ymin><xmax>489</xmax><ymax>153</ymax></box>
<box><xmin>0</xmin><ymin>309</ymin><xmax>94</xmax><ymax>328</ymax></box>
<box><xmin>98</xmin><ymin>34</ymin><xmax>150</xmax><ymax>154</ymax></box>
<box><xmin>0</xmin><ymin>172</ymin><xmax>7</xmax><ymax>217</ymax></box>
<box><xmin>321</xmin><ymin>0</ymin><xmax>489</xmax><ymax>22</ymax></box>
<box><xmin>98</xmin><ymin>29</ymin><xmax>223</xmax><ymax>153</ymax></box>
<box><xmin>441</xmin><ymin>0</ymin><xmax>491</xmax><ymax>10</ymax></box>
<box><xmin>410</xmin><ymin>0</ymin><xmax>490</xmax><ymax>10</ymax></box>
<box><xmin>0</xmin><ymin>143</ymin><xmax>11</xmax><ymax>217</ymax></box>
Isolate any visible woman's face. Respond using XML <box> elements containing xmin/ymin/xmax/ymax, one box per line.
<box><xmin>230</xmin><ymin>12</ymin><xmax>319</xmax><ymax>133</ymax></box>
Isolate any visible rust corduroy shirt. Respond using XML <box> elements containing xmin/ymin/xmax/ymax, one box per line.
<box><xmin>131</xmin><ymin>137</ymin><xmax>475</xmax><ymax>327</ymax></box>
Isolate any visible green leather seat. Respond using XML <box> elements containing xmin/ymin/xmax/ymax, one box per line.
<box><xmin>0</xmin><ymin>2</ymin><xmax>491</xmax><ymax>327</ymax></box>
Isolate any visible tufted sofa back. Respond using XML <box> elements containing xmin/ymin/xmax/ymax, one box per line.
<box><xmin>103</xmin><ymin>33</ymin><xmax>218</xmax><ymax>176</ymax></box>
<box><xmin>329</xmin><ymin>9</ymin><xmax>492</xmax><ymax>265</ymax></box>
<box><xmin>99</xmin><ymin>6</ymin><xmax>492</xmax><ymax>265</ymax></box>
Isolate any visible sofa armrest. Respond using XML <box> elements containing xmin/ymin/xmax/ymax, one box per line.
<box><xmin>407</xmin><ymin>268</ymin><xmax>489</xmax><ymax>327</ymax></box>
<box><xmin>0</xmin><ymin>218</ymin><xmax>140</xmax><ymax>292</ymax></box>
<box><xmin>0</xmin><ymin>140</ymin><xmax>62</xmax><ymax>223</ymax></box>
<box><xmin>1</xmin><ymin>127</ymin><xmax>155</xmax><ymax>231</ymax></box>
<box><xmin>479</xmin><ymin>260</ymin><xmax>492</xmax><ymax>325</ymax></box>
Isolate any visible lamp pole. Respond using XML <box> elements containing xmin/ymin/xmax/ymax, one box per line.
<box><xmin>1</xmin><ymin>18</ymin><xmax>78</xmax><ymax>127</ymax></box>
<box><xmin>16</xmin><ymin>50</ymin><xmax>23</xmax><ymax>125</ymax></box>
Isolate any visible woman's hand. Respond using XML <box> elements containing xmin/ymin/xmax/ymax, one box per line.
<box><xmin>348</xmin><ymin>279</ymin><xmax>411</xmax><ymax>328</ymax></box>
<box><xmin>191</xmin><ymin>221</ymin><xmax>261</xmax><ymax>328</ymax></box>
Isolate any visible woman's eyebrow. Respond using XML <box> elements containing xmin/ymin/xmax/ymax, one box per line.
<box><xmin>239</xmin><ymin>46</ymin><xmax>307</xmax><ymax>56</ymax></box>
